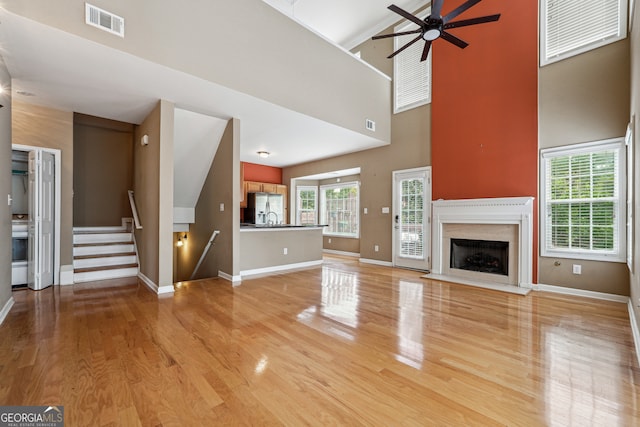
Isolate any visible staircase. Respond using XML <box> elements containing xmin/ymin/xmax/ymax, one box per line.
<box><xmin>73</xmin><ymin>225</ymin><xmax>139</xmax><ymax>283</ymax></box>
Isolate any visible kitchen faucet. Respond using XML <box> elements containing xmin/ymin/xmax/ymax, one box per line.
<box><xmin>266</xmin><ymin>211</ymin><xmax>279</xmax><ymax>225</ymax></box>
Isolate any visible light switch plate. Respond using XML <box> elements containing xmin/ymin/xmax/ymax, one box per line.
<box><xmin>381</xmin><ymin>207</ymin><xmax>390</xmax><ymax>214</ymax></box>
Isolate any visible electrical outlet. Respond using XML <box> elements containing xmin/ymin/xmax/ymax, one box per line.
<box><xmin>374</xmin><ymin>245</ymin><xmax>379</xmax><ymax>252</ymax></box>
<box><xmin>364</xmin><ymin>207</ymin><xmax>368</xmax><ymax>214</ymax></box>
<box><xmin>219</xmin><ymin>203</ymin><xmax>225</xmax><ymax>212</ymax></box>
<box><xmin>328</xmin><ymin>238</ymin><xmax>331</xmax><ymax>243</ymax></box>
<box><xmin>283</xmin><ymin>247</ymin><xmax>288</xmax><ymax>255</ymax></box>
<box><xmin>572</xmin><ymin>264</ymin><xmax>582</xmax><ymax>275</ymax></box>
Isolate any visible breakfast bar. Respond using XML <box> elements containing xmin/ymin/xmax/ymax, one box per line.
<box><xmin>239</xmin><ymin>225</ymin><xmax>324</xmax><ymax>278</ymax></box>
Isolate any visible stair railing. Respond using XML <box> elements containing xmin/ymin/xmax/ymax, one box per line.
<box><xmin>190</xmin><ymin>230</ymin><xmax>220</xmax><ymax>280</ymax></box>
<box><xmin>128</xmin><ymin>190</ymin><xmax>142</xmax><ymax>230</ymax></box>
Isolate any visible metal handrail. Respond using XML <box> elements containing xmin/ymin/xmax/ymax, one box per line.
<box><xmin>128</xmin><ymin>190</ymin><xmax>142</xmax><ymax>230</ymax></box>
<box><xmin>190</xmin><ymin>230</ymin><xmax>220</xmax><ymax>280</ymax></box>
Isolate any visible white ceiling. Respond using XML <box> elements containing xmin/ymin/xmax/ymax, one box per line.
<box><xmin>0</xmin><ymin>2</ymin><xmax>425</xmax><ymax>168</ymax></box>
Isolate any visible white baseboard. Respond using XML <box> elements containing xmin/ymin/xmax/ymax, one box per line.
<box><xmin>0</xmin><ymin>296</ymin><xmax>15</xmax><ymax>326</ymax></box>
<box><xmin>534</xmin><ymin>283</ymin><xmax>630</xmax><ymax>303</ymax></box>
<box><xmin>240</xmin><ymin>260</ymin><xmax>323</xmax><ymax>280</ymax></box>
<box><xmin>359</xmin><ymin>258</ymin><xmax>393</xmax><ymax>267</ymax></box>
<box><xmin>628</xmin><ymin>300</ymin><xmax>640</xmax><ymax>368</ymax></box>
<box><xmin>323</xmin><ymin>249</ymin><xmax>360</xmax><ymax>257</ymax></box>
<box><xmin>218</xmin><ymin>270</ymin><xmax>242</xmax><ymax>286</ymax></box>
<box><xmin>138</xmin><ymin>272</ymin><xmax>174</xmax><ymax>295</ymax></box>
<box><xmin>59</xmin><ymin>264</ymin><xmax>74</xmax><ymax>286</ymax></box>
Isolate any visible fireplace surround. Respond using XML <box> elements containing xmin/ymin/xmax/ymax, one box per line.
<box><xmin>425</xmin><ymin>197</ymin><xmax>534</xmax><ymax>294</ymax></box>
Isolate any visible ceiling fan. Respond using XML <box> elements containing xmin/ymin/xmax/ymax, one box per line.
<box><xmin>372</xmin><ymin>0</ymin><xmax>501</xmax><ymax>61</ymax></box>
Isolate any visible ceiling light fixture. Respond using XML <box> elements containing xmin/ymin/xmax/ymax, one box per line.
<box><xmin>257</xmin><ymin>151</ymin><xmax>270</xmax><ymax>158</ymax></box>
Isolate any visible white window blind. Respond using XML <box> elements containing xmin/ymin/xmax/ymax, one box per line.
<box><xmin>394</xmin><ymin>18</ymin><xmax>431</xmax><ymax>113</ymax></box>
<box><xmin>296</xmin><ymin>186</ymin><xmax>318</xmax><ymax>225</ymax></box>
<box><xmin>541</xmin><ymin>0</ymin><xmax>627</xmax><ymax>65</ymax></box>
<box><xmin>320</xmin><ymin>182</ymin><xmax>359</xmax><ymax>238</ymax></box>
<box><xmin>540</xmin><ymin>139</ymin><xmax>626</xmax><ymax>262</ymax></box>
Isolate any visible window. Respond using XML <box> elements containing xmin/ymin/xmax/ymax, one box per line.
<box><xmin>296</xmin><ymin>186</ymin><xmax>318</xmax><ymax>225</ymax></box>
<box><xmin>541</xmin><ymin>0</ymin><xmax>628</xmax><ymax>65</ymax></box>
<box><xmin>540</xmin><ymin>139</ymin><xmax>626</xmax><ymax>262</ymax></box>
<box><xmin>394</xmin><ymin>15</ymin><xmax>431</xmax><ymax>113</ymax></box>
<box><xmin>320</xmin><ymin>182</ymin><xmax>359</xmax><ymax>237</ymax></box>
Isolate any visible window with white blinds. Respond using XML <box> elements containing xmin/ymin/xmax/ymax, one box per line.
<box><xmin>394</xmin><ymin>17</ymin><xmax>431</xmax><ymax>113</ymax></box>
<box><xmin>540</xmin><ymin>139</ymin><xmax>626</xmax><ymax>262</ymax></box>
<box><xmin>296</xmin><ymin>186</ymin><xmax>318</xmax><ymax>225</ymax></box>
<box><xmin>541</xmin><ymin>0</ymin><xmax>628</xmax><ymax>65</ymax></box>
<box><xmin>320</xmin><ymin>182</ymin><xmax>359</xmax><ymax>237</ymax></box>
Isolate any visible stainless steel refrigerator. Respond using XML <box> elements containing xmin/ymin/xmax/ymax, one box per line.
<box><xmin>245</xmin><ymin>192</ymin><xmax>284</xmax><ymax>225</ymax></box>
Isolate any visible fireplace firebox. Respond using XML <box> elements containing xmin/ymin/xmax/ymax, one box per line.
<box><xmin>450</xmin><ymin>239</ymin><xmax>508</xmax><ymax>276</ymax></box>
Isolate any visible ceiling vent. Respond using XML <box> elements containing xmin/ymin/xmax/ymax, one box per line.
<box><xmin>85</xmin><ymin>3</ymin><xmax>124</xmax><ymax>37</ymax></box>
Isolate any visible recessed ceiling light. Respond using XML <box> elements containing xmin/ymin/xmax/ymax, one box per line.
<box><xmin>257</xmin><ymin>151</ymin><xmax>270</xmax><ymax>158</ymax></box>
<box><xmin>16</xmin><ymin>90</ymin><xmax>35</xmax><ymax>97</ymax></box>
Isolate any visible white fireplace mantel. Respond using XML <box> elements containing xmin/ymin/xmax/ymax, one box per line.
<box><xmin>429</xmin><ymin>197</ymin><xmax>534</xmax><ymax>293</ymax></box>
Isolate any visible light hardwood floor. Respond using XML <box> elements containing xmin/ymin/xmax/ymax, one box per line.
<box><xmin>1</xmin><ymin>255</ymin><xmax>639</xmax><ymax>426</ymax></box>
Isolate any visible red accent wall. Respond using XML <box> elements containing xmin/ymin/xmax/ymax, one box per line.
<box><xmin>243</xmin><ymin>162</ymin><xmax>282</xmax><ymax>184</ymax></box>
<box><xmin>431</xmin><ymin>0</ymin><xmax>538</xmax><ymax>281</ymax></box>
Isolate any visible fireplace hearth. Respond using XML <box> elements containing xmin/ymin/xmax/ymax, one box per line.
<box><xmin>425</xmin><ymin>197</ymin><xmax>534</xmax><ymax>295</ymax></box>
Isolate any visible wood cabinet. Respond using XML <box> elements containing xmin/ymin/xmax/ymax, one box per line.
<box><xmin>241</xmin><ymin>181</ymin><xmax>288</xmax><ymax>223</ymax></box>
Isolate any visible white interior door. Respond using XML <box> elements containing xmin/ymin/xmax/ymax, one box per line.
<box><xmin>27</xmin><ymin>150</ymin><xmax>55</xmax><ymax>290</ymax></box>
<box><xmin>39</xmin><ymin>151</ymin><xmax>55</xmax><ymax>288</ymax></box>
<box><xmin>27</xmin><ymin>150</ymin><xmax>39</xmax><ymax>290</ymax></box>
<box><xmin>392</xmin><ymin>167</ymin><xmax>431</xmax><ymax>270</ymax></box>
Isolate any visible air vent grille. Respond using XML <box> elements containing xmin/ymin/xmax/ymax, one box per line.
<box><xmin>85</xmin><ymin>3</ymin><xmax>124</xmax><ymax>37</ymax></box>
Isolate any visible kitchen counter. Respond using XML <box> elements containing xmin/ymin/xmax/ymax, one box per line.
<box><xmin>239</xmin><ymin>225</ymin><xmax>324</xmax><ymax>279</ymax></box>
<box><xmin>240</xmin><ymin>223</ymin><xmax>325</xmax><ymax>231</ymax></box>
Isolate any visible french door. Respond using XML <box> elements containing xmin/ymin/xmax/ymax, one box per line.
<box><xmin>392</xmin><ymin>167</ymin><xmax>431</xmax><ymax>270</ymax></box>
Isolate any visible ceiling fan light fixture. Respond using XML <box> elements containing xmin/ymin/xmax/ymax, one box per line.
<box><xmin>423</xmin><ymin>28</ymin><xmax>441</xmax><ymax>41</ymax></box>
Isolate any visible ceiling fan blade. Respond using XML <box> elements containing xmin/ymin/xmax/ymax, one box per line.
<box><xmin>440</xmin><ymin>31</ymin><xmax>469</xmax><ymax>49</ymax></box>
<box><xmin>372</xmin><ymin>29</ymin><xmax>423</xmax><ymax>40</ymax></box>
<box><xmin>421</xmin><ymin>40</ymin><xmax>432</xmax><ymax>61</ymax></box>
<box><xmin>388</xmin><ymin>4</ymin><xmax>425</xmax><ymax>27</ymax></box>
<box><xmin>443</xmin><ymin>0</ymin><xmax>482</xmax><ymax>24</ymax></box>
<box><xmin>387</xmin><ymin>34</ymin><xmax>423</xmax><ymax>59</ymax></box>
<box><xmin>444</xmin><ymin>14</ymin><xmax>501</xmax><ymax>30</ymax></box>
<box><xmin>431</xmin><ymin>0</ymin><xmax>444</xmax><ymax>18</ymax></box>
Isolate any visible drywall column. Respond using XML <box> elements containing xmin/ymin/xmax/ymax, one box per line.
<box><xmin>0</xmin><ymin>56</ymin><xmax>13</xmax><ymax>323</ymax></box>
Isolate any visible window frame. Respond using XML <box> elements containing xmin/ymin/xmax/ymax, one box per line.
<box><xmin>319</xmin><ymin>181</ymin><xmax>360</xmax><ymax>238</ymax></box>
<box><xmin>296</xmin><ymin>185</ymin><xmax>318</xmax><ymax>226</ymax></box>
<box><xmin>540</xmin><ymin>0</ymin><xmax>628</xmax><ymax>66</ymax></box>
<box><xmin>393</xmin><ymin>11</ymin><xmax>431</xmax><ymax>114</ymax></box>
<box><xmin>540</xmin><ymin>138</ymin><xmax>626</xmax><ymax>262</ymax></box>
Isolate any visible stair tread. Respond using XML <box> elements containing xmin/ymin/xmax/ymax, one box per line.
<box><xmin>73</xmin><ymin>229</ymin><xmax>130</xmax><ymax>234</ymax></box>
<box><xmin>74</xmin><ymin>263</ymin><xmax>138</xmax><ymax>274</ymax></box>
<box><xmin>74</xmin><ymin>241</ymin><xmax>132</xmax><ymax>247</ymax></box>
<box><xmin>74</xmin><ymin>252</ymin><xmax>136</xmax><ymax>260</ymax></box>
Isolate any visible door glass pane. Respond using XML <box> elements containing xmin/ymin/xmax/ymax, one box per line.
<box><xmin>400</xmin><ymin>178</ymin><xmax>424</xmax><ymax>259</ymax></box>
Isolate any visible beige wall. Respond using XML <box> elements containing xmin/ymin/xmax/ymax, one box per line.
<box><xmin>133</xmin><ymin>102</ymin><xmax>162</xmax><ymax>285</ymax></box>
<box><xmin>177</xmin><ymin>119</ymin><xmax>235</xmax><ymax>281</ymax></box>
<box><xmin>12</xmin><ymin>101</ymin><xmax>74</xmax><ymax>267</ymax></box>
<box><xmin>539</xmin><ymin>40</ymin><xmax>631</xmax><ymax>295</ymax></box>
<box><xmin>73</xmin><ymin>114</ymin><xmax>134</xmax><ymax>226</ymax></box>
<box><xmin>283</xmin><ymin>22</ymin><xmax>430</xmax><ymax>263</ymax></box>
<box><xmin>3</xmin><ymin>0</ymin><xmax>391</xmax><ymax>144</ymax></box>
<box><xmin>0</xmin><ymin>56</ymin><xmax>12</xmax><ymax>315</ymax></box>
<box><xmin>629</xmin><ymin>3</ymin><xmax>640</xmax><ymax>341</ymax></box>
<box><xmin>239</xmin><ymin>228</ymin><xmax>323</xmax><ymax>271</ymax></box>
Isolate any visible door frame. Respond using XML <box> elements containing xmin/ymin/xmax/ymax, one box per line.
<box><xmin>392</xmin><ymin>166</ymin><xmax>432</xmax><ymax>270</ymax></box>
<box><xmin>13</xmin><ymin>144</ymin><xmax>62</xmax><ymax>286</ymax></box>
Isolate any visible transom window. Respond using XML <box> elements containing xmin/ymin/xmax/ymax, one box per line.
<box><xmin>540</xmin><ymin>139</ymin><xmax>626</xmax><ymax>262</ymax></box>
<box><xmin>394</xmin><ymin>13</ymin><xmax>431</xmax><ymax>113</ymax></box>
<box><xmin>320</xmin><ymin>182</ymin><xmax>359</xmax><ymax>238</ymax></box>
<box><xmin>540</xmin><ymin>0</ymin><xmax>628</xmax><ymax>65</ymax></box>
